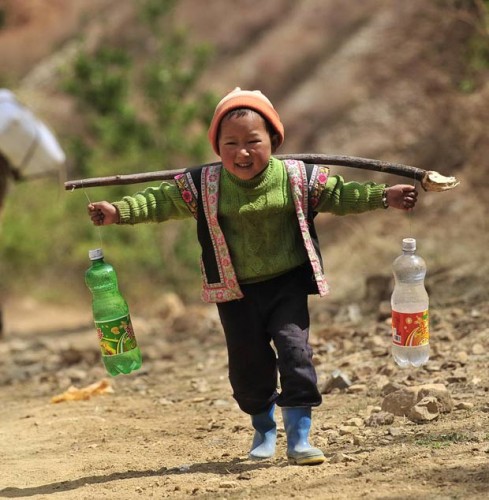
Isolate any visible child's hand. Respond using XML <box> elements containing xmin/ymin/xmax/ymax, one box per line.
<box><xmin>87</xmin><ymin>202</ymin><xmax>120</xmax><ymax>226</ymax></box>
<box><xmin>385</xmin><ymin>185</ymin><xmax>418</xmax><ymax>210</ymax></box>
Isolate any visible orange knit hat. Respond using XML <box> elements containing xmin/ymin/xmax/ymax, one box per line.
<box><xmin>208</xmin><ymin>87</ymin><xmax>285</xmax><ymax>155</ymax></box>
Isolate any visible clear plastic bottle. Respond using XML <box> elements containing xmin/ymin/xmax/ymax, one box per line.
<box><xmin>85</xmin><ymin>248</ymin><xmax>142</xmax><ymax>376</ymax></box>
<box><xmin>391</xmin><ymin>238</ymin><xmax>430</xmax><ymax>368</ymax></box>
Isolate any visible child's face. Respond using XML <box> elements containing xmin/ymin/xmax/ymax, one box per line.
<box><xmin>218</xmin><ymin>111</ymin><xmax>275</xmax><ymax>180</ymax></box>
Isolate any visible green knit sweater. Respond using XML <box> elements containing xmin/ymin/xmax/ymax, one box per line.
<box><xmin>114</xmin><ymin>157</ymin><xmax>386</xmax><ymax>283</ymax></box>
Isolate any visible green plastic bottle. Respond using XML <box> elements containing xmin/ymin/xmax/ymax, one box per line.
<box><xmin>85</xmin><ymin>248</ymin><xmax>142</xmax><ymax>376</ymax></box>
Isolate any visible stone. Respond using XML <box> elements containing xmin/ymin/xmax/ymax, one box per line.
<box><xmin>455</xmin><ymin>402</ymin><xmax>474</xmax><ymax>410</ymax></box>
<box><xmin>381</xmin><ymin>383</ymin><xmax>453</xmax><ymax>417</ymax></box>
<box><xmin>347</xmin><ymin>384</ymin><xmax>367</xmax><ymax>394</ymax></box>
<box><xmin>365</xmin><ymin>411</ymin><xmax>395</xmax><ymax>427</ymax></box>
<box><xmin>219</xmin><ymin>481</ymin><xmax>238</xmax><ymax>489</ymax></box>
<box><xmin>320</xmin><ymin>369</ymin><xmax>352</xmax><ymax>393</ymax></box>
<box><xmin>471</xmin><ymin>343</ymin><xmax>485</xmax><ymax>355</ymax></box>
<box><xmin>388</xmin><ymin>427</ymin><xmax>403</xmax><ymax>437</ymax></box>
<box><xmin>381</xmin><ymin>381</ymin><xmax>404</xmax><ymax>396</ymax></box>
<box><xmin>381</xmin><ymin>387</ymin><xmax>418</xmax><ymax>416</ymax></box>
<box><xmin>345</xmin><ymin>417</ymin><xmax>364</xmax><ymax>427</ymax></box>
<box><xmin>330</xmin><ymin>452</ymin><xmax>358</xmax><ymax>464</ymax></box>
<box><xmin>417</xmin><ymin>384</ymin><xmax>454</xmax><ymax>413</ymax></box>
<box><xmin>339</xmin><ymin>425</ymin><xmax>360</xmax><ymax>435</ymax></box>
<box><xmin>454</xmin><ymin>351</ymin><xmax>469</xmax><ymax>365</ymax></box>
<box><xmin>353</xmin><ymin>434</ymin><xmax>366</xmax><ymax>446</ymax></box>
<box><xmin>407</xmin><ymin>396</ymin><xmax>440</xmax><ymax>423</ymax></box>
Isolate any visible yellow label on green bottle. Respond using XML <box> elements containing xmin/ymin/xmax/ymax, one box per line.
<box><xmin>95</xmin><ymin>314</ymin><xmax>137</xmax><ymax>356</ymax></box>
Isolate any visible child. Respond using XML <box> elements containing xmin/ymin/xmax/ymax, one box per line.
<box><xmin>88</xmin><ymin>87</ymin><xmax>418</xmax><ymax>465</ymax></box>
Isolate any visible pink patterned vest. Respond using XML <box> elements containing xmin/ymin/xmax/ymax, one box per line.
<box><xmin>175</xmin><ymin>159</ymin><xmax>330</xmax><ymax>303</ymax></box>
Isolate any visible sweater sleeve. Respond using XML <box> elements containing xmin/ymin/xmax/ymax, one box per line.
<box><xmin>315</xmin><ymin>175</ymin><xmax>386</xmax><ymax>215</ymax></box>
<box><xmin>112</xmin><ymin>181</ymin><xmax>193</xmax><ymax>225</ymax></box>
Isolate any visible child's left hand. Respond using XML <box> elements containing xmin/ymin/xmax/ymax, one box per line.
<box><xmin>385</xmin><ymin>185</ymin><xmax>418</xmax><ymax>210</ymax></box>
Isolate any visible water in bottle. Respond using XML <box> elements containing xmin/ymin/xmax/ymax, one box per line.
<box><xmin>85</xmin><ymin>248</ymin><xmax>142</xmax><ymax>376</ymax></box>
<box><xmin>391</xmin><ymin>238</ymin><xmax>430</xmax><ymax>368</ymax></box>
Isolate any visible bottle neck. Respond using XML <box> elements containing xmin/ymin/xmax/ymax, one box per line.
<box><xmin>87</xmin><ymin>258</ymin><xmax>119</xmax><ymax>294</ymax></box>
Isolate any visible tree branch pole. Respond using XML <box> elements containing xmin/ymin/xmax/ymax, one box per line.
<box><xmin>64</xmin><ymin>154</ymin><xmax>460</xmax><ymax>192</ymax></box>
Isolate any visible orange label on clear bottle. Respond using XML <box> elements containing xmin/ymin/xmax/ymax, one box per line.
<box><xmin>391</xmin><ymin>310</ymin><xmax>429</xmax><ymax>347</ymax></box>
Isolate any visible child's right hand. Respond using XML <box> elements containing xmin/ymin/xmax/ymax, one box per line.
<box><xmin>87</xmin><ymin>202</ymin><xmax>120</xmax><ymax>226</ymax></box>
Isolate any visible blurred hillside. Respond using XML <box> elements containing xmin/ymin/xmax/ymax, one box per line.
<box><xmin>0</xmin><ymin>0</ymin><xmax>487</xmax><ymax>312</ymax></box>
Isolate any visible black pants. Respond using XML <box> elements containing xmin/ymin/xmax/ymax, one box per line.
<box><xmin>217</xmin><ymin>266</ymin><xmax>322</xmax><ymax>415</ymax></box>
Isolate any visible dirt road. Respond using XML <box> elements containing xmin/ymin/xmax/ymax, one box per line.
<box><xmin>1</xmin><ymin>296</ymin><xmax>488</xmax><ymax>500</ymax></box>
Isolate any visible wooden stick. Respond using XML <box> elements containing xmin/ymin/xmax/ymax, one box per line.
<box><xmin>64</xmin><ymin>154</ymin><xmax>460</xmax><ymax>192</ymax></box>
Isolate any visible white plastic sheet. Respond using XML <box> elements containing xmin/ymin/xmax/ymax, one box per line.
<box><xmin>0</xmin><ymin>89</ymin><xmax>65</xmax><ymax>177</ymax></box>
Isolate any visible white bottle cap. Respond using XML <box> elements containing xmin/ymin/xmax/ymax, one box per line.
<box><xmin>88</xmin><ymin>248</ymin><xmax>104</xmax><ymax>260</ymax></box>
<box><xmin>402</xmin><ymin>238</ymin><xmax>416</xmax><ymax>251</ymax></box>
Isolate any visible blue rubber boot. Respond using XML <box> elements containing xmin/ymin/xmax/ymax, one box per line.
<box><xmin>282</xmin><ymin>407</ymin><xmax>325</xmax><ymax>465</ymax></box>
<box><xmin>249</xmin><ymin>404</ymin><xmax>277</xmax><ymax>460</ymax></box>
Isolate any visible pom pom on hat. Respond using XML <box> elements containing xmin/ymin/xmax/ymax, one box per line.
<box><xmin>208</xmin><ymin>87</ymin><xmax>285</xmax><ymax>155</ymax></box>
